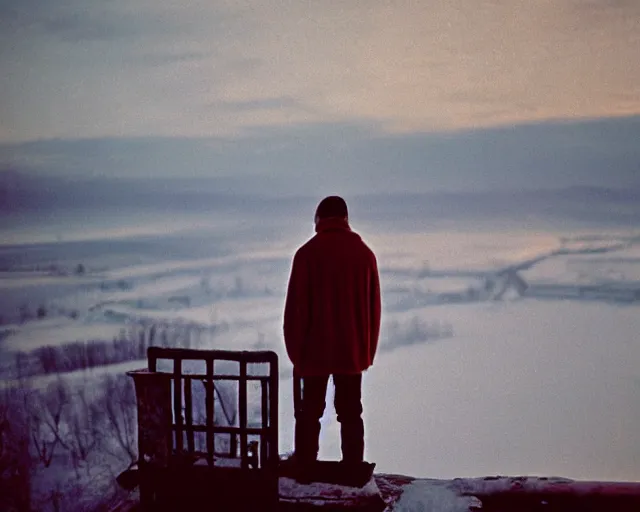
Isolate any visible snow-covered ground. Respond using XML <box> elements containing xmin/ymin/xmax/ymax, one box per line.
<box><xmin>1</xmin><ymin>208</ymin><xmax>639</xmax><ymax>491</ymax></box>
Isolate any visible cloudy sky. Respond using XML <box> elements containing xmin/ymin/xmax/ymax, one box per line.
<box><xmin>1</xmin><ymin>0</ymin><xmax>639</xmax><ymax>193</ymax></box>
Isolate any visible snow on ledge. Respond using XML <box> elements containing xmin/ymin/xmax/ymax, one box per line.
<box><xmin>451</xmin><ymin>475</ymin><xmax>640</xmax><ymax>498</ymax></box>
<box><xmin>392</xmin><ymin>479</ymin><xmax>481</xmax><ymax>512</ymax></box>
<box><xmin>279</xmin><ymin>476</ymin><xmax>382</xmax><ymax>507</ymax></box>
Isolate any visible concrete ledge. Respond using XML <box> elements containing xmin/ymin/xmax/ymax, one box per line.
<box><xmin>111</xmin><ymin>474</ymin><xmax>640</xmax><ymax>511</ymax></box>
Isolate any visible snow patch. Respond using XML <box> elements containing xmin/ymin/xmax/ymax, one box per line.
<box><xmin>279</xmin><ymin>476</ymin><xmax>381</xmax><ymax>506</ymax></box>
<box><xmin>393</xmin><ymin>479</ymin><xmax>481</xmax><ymax>512</ymax></box>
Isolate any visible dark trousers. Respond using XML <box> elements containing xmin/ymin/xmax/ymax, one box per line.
<box><xmin>294</xmin><ymin>373</ymin><xmax>364</xmax><ymax>464</ymax></box>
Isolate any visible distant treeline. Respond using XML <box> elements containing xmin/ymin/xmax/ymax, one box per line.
<box><xmin>8</xmin><ymin>321</ymin><xmax>227</xmax><ymax>381</ymax></box>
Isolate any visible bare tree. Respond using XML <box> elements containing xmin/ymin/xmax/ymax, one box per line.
<box><xmin>57</xmin><ymin>384</ymin><xmax>103</xmax><ymax>478</ymax></box>
<box><xmin>26</xmin><ymin>378</ymin><xmax>69</xmax><ymax>469</ymax></box>
<box><xmin>98</xmin><ymin>374</ymin><xmax>137</xmax><ymax>465</ymax></box>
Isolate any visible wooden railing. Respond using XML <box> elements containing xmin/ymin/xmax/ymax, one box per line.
<box><xmin>127</xmin><ymin>347</ymin><xmax>279</xmax><ymax>509</ymax></box>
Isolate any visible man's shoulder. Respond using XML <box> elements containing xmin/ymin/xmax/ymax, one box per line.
<box><xmin>359</xmin><ymin>240</ymin><xmax>378</xmax><ymax>268</ymax></box>
<box><xmin>347</xmin><ymin>229</ymin><xmax>376</xmax><ymax>258</ymax></box>
<box><xmin>302</xmin><ymin>230</ymin><xmax>376</xmax><ymax>261</ymax></box>
<box><xmin>295</xmin><ymin>237</ymin><xmax>315</xmax><ymax>256</ymax></box>
<box><xmin>360</xmin><ymin>239</ymin><xmax>377</xmax><ymax>260</ymax></box>
<box><xmin>293</xmin><ymin>238</ymin><xmax>317</xmax><ymax>264</ymax></box>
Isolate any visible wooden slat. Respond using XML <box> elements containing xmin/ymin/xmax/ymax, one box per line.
<box><xmin>268</xmin><ymin>358</ymin><xmax>279</xmax><ymax>469</ymax></box>
<box><xmin>205</xmin><ymin>359</ymin><xmax>214</xmax><ymax>466</ymax></box>
<box><xmin>170</xmin><ymin>425</ymin><xmax>268</xmax><ymax>435</ymax></box>
<box><xmin>142</xmin><ymin>373</ymin><xmax>271</xmax><ymax>382</ymax></box>
<box><xmin>148</xmin><ymin>347</ymin><xmax>157</xmax><ymax>372</ymax></box>
<box><xmin>173</xmin><ymin>358</ymin><xmax>183</xmax><ymax>453</ymax></box>
<box><xmin>239</xmin><ymin>360</ymin><xmax>248</xmax><ymax>469</ymax></box>
<box><xmin>260</xmin><ymin>379</ymin><xmax>268</xmax><ymax>469</ymax></box>
<box><xmin>136</xmin><ymin>369</ymin><xmax>269</xmax><ymax>383</ymax></box>
<box><xmin>211</xmin><ymin>374</ymin><xmax>271</xmax><ymax>381</ymax></box>
<box><xmin>184</xmin><ymin>376</ymin><xmax>194</xmax><ymax>453</ymax></box>
<box><xmin>148</xmin><ymin>346</ymin><xmax>278</xmax><ymax>363</ymax></box>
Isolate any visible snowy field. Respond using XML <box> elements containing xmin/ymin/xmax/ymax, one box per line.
<box><xmin>1</xmin><ymin>204</ymin><xmax>639</xmax><ymax>489</ymax></box>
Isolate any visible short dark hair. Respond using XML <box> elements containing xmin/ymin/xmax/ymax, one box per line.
<box><xmin>315</xmin><ymin>196</ymin><xmax>348</xmax><ymax>219</ymax></box>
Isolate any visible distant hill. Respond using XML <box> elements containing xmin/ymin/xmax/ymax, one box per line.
<box><xmin>2</xmin><ymin>169</ymin><xmax>640</xmax><ymax>226</ymax></box>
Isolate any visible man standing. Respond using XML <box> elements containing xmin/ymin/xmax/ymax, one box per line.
<box><xmin>284</xmin><ymin>196</ymin><xmax>381</xmax><ymax>471</ymax></box>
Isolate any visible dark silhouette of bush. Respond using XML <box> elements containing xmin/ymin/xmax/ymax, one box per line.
<box><xmin>0</xmin><ymin>387</ymin><xmax>31</xmax><ymax>511</ymax></box>
<box><xmin>19</xmin><ymin>304</ymin><xmax>32</xmax><ymax>324</ymax></box>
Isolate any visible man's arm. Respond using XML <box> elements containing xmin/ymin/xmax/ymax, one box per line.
<box><xmin>369</xmin><ymin>254</ymin><xmax>382</xmax><ymax>363</ymax></box>
<box><xmin>283</xmin><ymin>251</ymin><xmax>309</xmax><ymax>368</ymax></box>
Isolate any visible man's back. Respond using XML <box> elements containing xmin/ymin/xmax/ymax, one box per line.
<box><xmin>284</xmin><ymin>216</ymin><xmax>381</xmax><ymax>376</ymax></box>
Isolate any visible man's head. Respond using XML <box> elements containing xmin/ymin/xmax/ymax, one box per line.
<box><xmin>315</xmin><ymin>196</ymin><xmax>348</xmax><ymax>225</ymax></box>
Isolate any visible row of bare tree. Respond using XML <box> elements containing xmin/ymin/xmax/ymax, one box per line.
<box><xmin>1</xmin><ymin>373</ymin><xmax>137</xmax><ymax>511</ymax></box>
<box><xmin>8</xmin><ymin>320</ymin><xmax>226</xmax><ymax>380</ymax></box>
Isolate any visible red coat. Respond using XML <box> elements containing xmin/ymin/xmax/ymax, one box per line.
<box><xmin>284</xmin><ymin>218</ymin><xmax>381</xmax><ymax>376</ymax></box>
